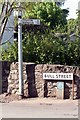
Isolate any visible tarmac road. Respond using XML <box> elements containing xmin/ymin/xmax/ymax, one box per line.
<box><xmin>0</xmin><ymin>98</ymin><xmax>78</xmax><ymax>118</ymax></box>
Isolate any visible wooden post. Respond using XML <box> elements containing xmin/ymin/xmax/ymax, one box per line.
<box><xmin>72</xmin><ymin>80</ymin><xmax>74</xmax><ymax>100</ymax></box>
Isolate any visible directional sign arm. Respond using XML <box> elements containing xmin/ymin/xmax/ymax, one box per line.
<box><xmin>22</xmin><ymin>19</ymin><xmax>40</xmax><ymax>25</ymax></box>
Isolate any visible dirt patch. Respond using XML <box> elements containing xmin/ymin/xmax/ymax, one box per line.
<box><xmin>0</xmin><ymin>93</ymin><xmax>20</xmax><ymax>103</ymax></box>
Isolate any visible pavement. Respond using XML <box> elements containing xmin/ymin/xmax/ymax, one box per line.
<box><xmin>0</xmin><ymin>98</ymin><xmax>79</xmax><ymax>119</ymax></box>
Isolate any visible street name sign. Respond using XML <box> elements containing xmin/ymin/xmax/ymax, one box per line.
<box><xmin>43</xmin><ymin>73</ymin><xmax>73</xmax><ymax>80</ymax></box>
<box><xmin>22</xmin><ymin>19</ymin><xmax>40</xmax><ymax>25</ymax></box>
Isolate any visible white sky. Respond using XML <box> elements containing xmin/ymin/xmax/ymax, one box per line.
<box><xmin>61</xmin><ymin>0</ymin><xmax>80</xmax><ymax>19</ymax></box>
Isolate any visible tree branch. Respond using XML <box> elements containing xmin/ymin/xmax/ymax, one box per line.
<box><xmin>0</xmin><ymin>1</ymin><xmax>15</xmax><ymax>44</ymax></box>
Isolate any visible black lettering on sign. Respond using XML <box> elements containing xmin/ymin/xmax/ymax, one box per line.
<box><xmin>56</xmin><ymin>75</ymin><xmax>58</xmax><ymax>78</ymax></box>
<box><xmin>69</xmin><ymin>75</ymin><xmax>71</xmax><ymax>78</ymax></box>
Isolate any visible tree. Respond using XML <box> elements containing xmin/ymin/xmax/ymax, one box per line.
<box><xmin>2</xmin><ymin>29</ymin><xmax>80</xmax><ymax>66</ymax></box>
<box><xmin>23</xmin><ymin>2</ymin><xmax>68</xmax><ymax>29</ymax></box>
<box><xmin>3</xmin><ymin>1</ymin><xmax>79</xmax><ymax>66</ymax></box>
<box><xmin>67</xmin><ymin>18</ymin><xmax>77</xmax><ymax>34</ymax></box>
<box><xmin>76</xmin><ymin>10</ymin><xmax>80</xmax><ymax>35</ymax></box>
<box><xmin>0</xmin><ymin>1</ymin><xmax>67</xmax><ymax>44</ymax></box>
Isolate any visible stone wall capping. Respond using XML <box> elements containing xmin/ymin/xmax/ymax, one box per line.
<box><xmin>23</xmin><ymin>62</ymin><xmax>35</xmax><ymax>65</ymax></box>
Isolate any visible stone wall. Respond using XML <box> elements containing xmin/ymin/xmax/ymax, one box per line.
<box><xmin>1</xmin><ymin>62</ymin><xmax>80</xmax><ymax>99</ymax></box>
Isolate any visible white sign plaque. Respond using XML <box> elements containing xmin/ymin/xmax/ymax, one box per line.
<box><xmin>22</xmin><ymin>19</ymin><xmax>40</xmax><ymax>25</ymax></box>
<box><xmin>43</xmin><ymin>73</ymin><xmax>73</xmax><ymax>80</ymax></box>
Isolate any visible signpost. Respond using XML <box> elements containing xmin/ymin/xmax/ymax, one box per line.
<box><xmin>18</xmin><ymin>9</ymin><xmax>23</xmax><ymax>99</ymax></box>
<box><xmin>18</xmin><ymin>5</ymin><xmax>40</xmax><ymax>99</ymax></box>
<box><xmin>43</xmin><ymin>73</ymin><xmax>74</xmax><ymax>99</ymax></box>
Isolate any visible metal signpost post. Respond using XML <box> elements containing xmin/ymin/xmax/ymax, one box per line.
<box><xmin>18</xmin><ymin>7</ymin><xmax>40</xmax><ymax>99</ymax></box>
<box><xmin>18</xmin><ymin>9</ymin><xmax>23</xmax><ymax>99</ymax></box>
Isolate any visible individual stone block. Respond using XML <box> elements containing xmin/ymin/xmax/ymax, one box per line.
<box><xmin>14</xmin><ymin>80</ymin><xmax>19</xmax><ymax>84</ymax></box>
<box><xmin>8</xmin><ymin>79</ymin><xmax>14</xmax><ymax>84</ymax></box>
<box><xmin>12</xmin><ymin>89</ymin><xmax>17</xmax><ymax>94</ymax></box>
<box><xmin>11</xmin><ymin>73</ymin><xmax>18</xmax><ymax>80</ymax></box>
<box><xmin>35</xmin><ymin>64</ymin><xmax>43</xmax><ymax>72</ymax></box>
<box><xmin>23</xmin><ymin>74</ymin><xmax>27</xmax><ymax>80</ymax></box>
<box><xmin>10</xmin><ymin>70</ymin><xmax>18</xmax><ymax>74</ymax></box>
<box><xmin>10</xmin><ymin>62</ymin><xmax>18</xmax><ymax>70</ymax></box>
<box><xmin>16</xmin><ymin>84</ymin><xmax>19</xmax><ymax>89</ymax></box>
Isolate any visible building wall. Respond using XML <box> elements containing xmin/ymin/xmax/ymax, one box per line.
<box><xmin>2</xmin><ymin>11</ymin><xmax>14</xmax><ymax>45</ymax></box>
<box><xmin>1</xmin><ymin>62</ymin><xmax>80</xmax><ymax>99</ymax></box>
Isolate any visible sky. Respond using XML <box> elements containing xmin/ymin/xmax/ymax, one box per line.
<box><xmin>61</xmin><ymin>0</ymin><xmax>80</xmax><ymax>19</ymax></box>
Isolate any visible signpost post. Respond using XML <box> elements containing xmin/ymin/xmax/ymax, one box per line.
<box><xmin>18</xmin><ymin>5</ymin><xmax>40</xmax><ymax>99</ymax></box>
<box><xmin>18</xmin><ymin>8</ymin><xmax>23</xmax><ymax>99</ymax></box>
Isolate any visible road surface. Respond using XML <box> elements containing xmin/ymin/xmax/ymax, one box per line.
<box><xmin>0</xmin><ymin>98</ymin><xmax>78</xmax><ymax>118</ymax></box>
